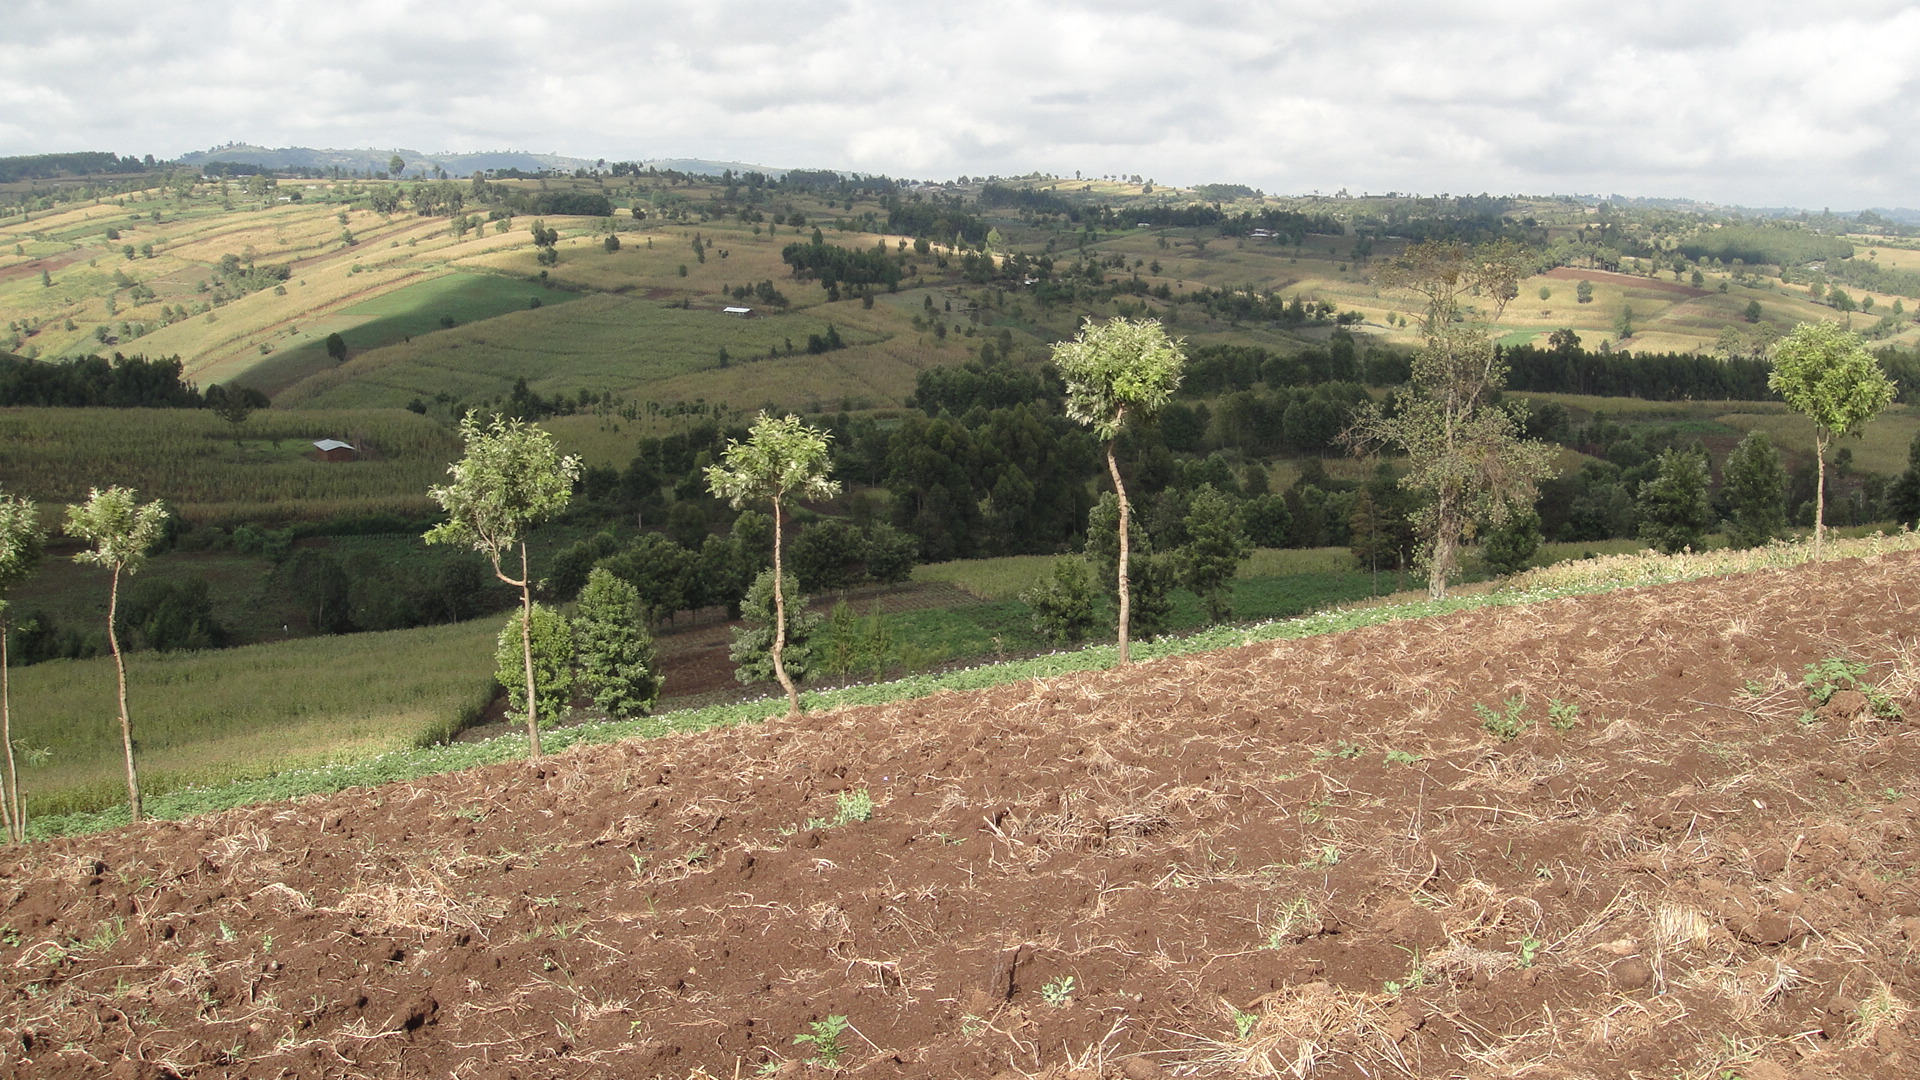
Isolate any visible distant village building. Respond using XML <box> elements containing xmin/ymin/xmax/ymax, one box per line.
<box><xmin>312</xmin><ymin>439</ymin><xmax>357</xmax><ymax>462</ymax></box>
<box><xmin>722</xmin><ymin>306</ymin><xmax>754</xmax><ymax>316</ymax></box>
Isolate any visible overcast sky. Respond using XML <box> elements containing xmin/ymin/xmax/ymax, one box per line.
<box><xmin>5</xmin><ymin>1</ymin><xmax>1916</xmax><ymax>210</ymax></box>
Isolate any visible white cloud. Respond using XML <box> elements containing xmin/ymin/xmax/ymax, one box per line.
<box><xmin>2</xmin><ymin>0</ymin><xmax>1915</xmax><ymax>207</ymax></box>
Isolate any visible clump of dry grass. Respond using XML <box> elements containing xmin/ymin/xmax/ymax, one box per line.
<box><xmin>1189</xmin><ymin>980</ymin><xmax>1401</xmax><ymax>1078</ymax></box>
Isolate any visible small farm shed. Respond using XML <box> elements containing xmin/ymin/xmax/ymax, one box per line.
<box><xmin>312</xmin><ymin>439</ymin><xmax>357</xmax><ymax>463</ymax></box>
<box><xmin>722</xmin><ymin>306</ymin><xmax>754</xmax><ymax>316</ymax></box>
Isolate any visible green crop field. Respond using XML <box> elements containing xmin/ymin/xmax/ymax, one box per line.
<box><xmin>6</xmin><ymin>548</ymin><xmax>289</xmax><ymax>647</ymax></box>
<box><xmin>238</xmin><ymin>271</ymin><xmax>585</xmax><ymax>395</ymax></box>
<box><xmin>273</xmin><ymin>292</ymin><xmax>900</xmax><ymax>412</ymax></box>
<box><xmin>0</xmin><ymin>406</ymin><xmax>457</xmax><ymax>522</ymax></box>
<box><xmin>4</xmin><ymin>617</ymin><xmax>498</xmax><ymax>817</ymax></box>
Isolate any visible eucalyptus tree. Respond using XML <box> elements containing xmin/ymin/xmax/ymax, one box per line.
<box><xmin>425</xmin><ymin>413</ymin><xmax>580</xmax><ymax>756</ymax></box>
<box><xmin>1348</xmin><ymin>241</ymin><xmax>1554</xmax><ymax>598</ymax></box>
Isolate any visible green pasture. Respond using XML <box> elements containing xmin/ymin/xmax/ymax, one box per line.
<box><xmin>0</xmin><ymin>406</ymin><xmax>456</xmax><ymax>522</ymax></box>
<box><xmin>242</xmin><ymin>272</ymin><xmax>583</xmax><ymax>396</ymax></box>
<box><xmin>1717</xmin><ymin>405</ymin><xmax>1920</xmax><ymax>475</ymax></box>
<box><xmin>275</xmin><ymin>292</ymin><xmax>888</xmax><ymax>411</ymax></box>
<box><xmin>5</xmin><ymin>618</ymin><xmax>499</xmax><ymax>818</ymax></box>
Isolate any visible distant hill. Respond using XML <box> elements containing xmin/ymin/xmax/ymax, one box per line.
<box><xmin>174</xmin><ymin>145</ymin><xmax>599</xmax><ymax>177</ymax></box>
<box><xmin>171</xmin><ymin>145</ymin><xmax>786</xmax><ymax>179</ymax></box>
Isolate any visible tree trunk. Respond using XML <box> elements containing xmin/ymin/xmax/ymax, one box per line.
<box><xmin>770</xmin><ymin>495</ymin><xmax>800</xmax><ymax>718</ymax></box>
<box><xmin>1</xmin><ymin>623</ymin><xmax>18</xmax><ymax>843</ymax></box>
<box><xmin>1428</xmin><ymin>490</ymin><xmax>1456</xmax><ymax>600</ymax></box>
<box><xmin>1108</xmin><ymin>434</ymin><xmax>1132</xmax><ymax>666</ymax></box>
<box><xmin>107</xmin><ymin>565</ymin><xmax>142</xmax><ymax>823</ymax></box>
<box><xmin>1814</xmin><ymin>434</ymin><xmax>1828</xmax><ymax>560</ymax></box>
<box><xmin>518</xmin><ymin>544</ymin><xmax>542</xmax><ymax>757</ymax></box>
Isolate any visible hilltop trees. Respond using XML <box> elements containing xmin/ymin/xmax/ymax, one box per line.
<box><xmin>704</xmin><ymin>412</ymin><xmax>841</xmax><ymax>718</ymax></box>
<box><xmin>425</xmin><ymin>414</ymin><xmax>580</xmax><ymax>756</ymax></box>
<box><xmin>1052</xmin><ymin>317</ymin><xmax>1186</xmax><ymax>663</ymax></box>
<box><xmin>66</xmin><ymin>487</ymin><xmax>169</xmax><ymax>823</ymax></box>
<box><xmin>0</xmin><ymin>490</ymin><xmax>44</xmax><ymax>842</ymax></box>
<box><xmin>1768</xmin><ymin>322</ymin><xmax>1895</xmax><ymax>557</ymax></box>
<box><xmin>1350</xmin><ymin>241</ymin><xmax>1555</xmax><ymax>597</ymax></box>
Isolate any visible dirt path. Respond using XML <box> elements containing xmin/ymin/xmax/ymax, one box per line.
<box><xmin>5</xmin><ymin>553</ymin><xmax>1920</xmax><ymax>1077</ymax></box>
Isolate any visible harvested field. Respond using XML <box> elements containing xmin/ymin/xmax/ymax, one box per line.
<box><xmin>1543</xmin><ymin>266</ymin><xmax>1711</xmax><ymax>298</ymax></box>
<box><xmin>6</xmin><ymin>551</ymin><xmax>1920</xmax><ymax>1078</ymax></box>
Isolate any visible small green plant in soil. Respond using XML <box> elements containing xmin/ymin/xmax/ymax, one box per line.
<box><xmin>1475</xmin><ymin>696</ymin><xmax>1531</xmax><ymax>739</ymax></box>
<box><xmin>1383</xmin><ymin>948</ymin><xmax>1430</xmax><ymax>995</ymax></box>
<box><xmin>1263</xmin><ymin>897</ymin><xmax>1318</xmax><ymax>947</ymax></box>
<box><xmin>1546</xmin><ymin>699</ymin><xmax>1581</xmax><ymax>731</ymax></box>
<box><xmin>1040</xmin><ymin>975</ymin><xmax>1076</xmax><ymax>1007</ymax></box>
<box><xmin>793</xmin><ymin>1014</ymin><xmax>849</xmax><ymax>1067</ymax></box>
<box><xmin>1314</xmin><ymin>742</ymin><xmax>1363</xmax><ymax>760</ymax></box>
<box><xmin>1300</xmin><ymin>843</ymin><xmax>1340</xmax><ymax>870</ymax></box>
<box><xmin>833</xmin><ymin>788</ymin><xmax>873</xmax><ymax>825</ymax></box>
<box><xmin>1800</xmin><ymin>657</ymin><xmax>1898</xmax><ymax>717</ymax></box>
<box><xmin>1234</xmin><ymin>1009</ymin><xmax>1260</xmax><ymax>1040</ymax></box>
<box><xmin>1384</xmin><ymin>749</ymin><xmax>1423</xmax><ymax>765</ymax></box>
<box><xmin>1514</xmin><ymin>935</ymin><xmax>1545</xmax><ymax>968</ymax></box>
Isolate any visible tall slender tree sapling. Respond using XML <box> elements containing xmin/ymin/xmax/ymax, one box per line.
<box><xmin>1768</xmin><ymin>322</ymin><xmax>1896</xmax><ymax>558</ymax></box>
<box><xmin>1051</xmin><ymin>317</ymin><xmax>1186</xmax><ymax>664</ymax></box>
<box><xmin>0</xmin><ymin>490</ymin><xmax>45</xmax><ymax>842</ymax></box>
<box><xmin>65</xmin><ymin>487</ymin><xmax>168</xmax><ymax>823</ymax></box>
<box><xmin>704</xmin><ymin>412</ymin><xmax>841</xmax><ymax>718</ymax></box>
<box><xmin>425</xmin><ymin>413</ymin><xmax>579</xmax><ymax>756</ymax></box>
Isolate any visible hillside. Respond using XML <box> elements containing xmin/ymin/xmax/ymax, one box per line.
<box><xmin>3</xmin><ymin>550</ymin><xmax>1918</xmax><ymax>1078</ymax></box>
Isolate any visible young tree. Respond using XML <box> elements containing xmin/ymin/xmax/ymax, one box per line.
<box><xmin>493</xmin><ymin>604</ymin><xmax>574</xmax><ymax>725</ymax></box>
<box><xmin>1180</xmin><ymin>484</ymin><xmax>1251</xmax><ymax>622</ymax></box>
<box><xmin>0</xmin><ymin>490</ymin><xmax>45</xmax><ymax>842</ymax></box>
<box><xmin>65</xmin><ymin>487</ymin><xmax>168</xmax><ymax>823</ymax></box>
<box><xmin>1723</xmin><ymin>430</ymin><xmax>1788</xmax><ymax>548</ymax></box>
<box><xmin>1051</xmin><ymin>317</ymin><xmax>1186</xmax><ymax>663</ymax></box>
<box><xmin>1636</xmin><ymin>448</ymin><xmax>1714</xmax><ymax>554</ymax></box>
<box><xmin>1768</xmin><ymin>322</ymin><xmax>1896</xmax><ymax>557</ymax></box>
<box><xmin>1349</xmin><ymin>241</ymin><xmax>1555</xmax><ymax>597</ymax></box>
<box><xmin>325</xmin><ymin>332</ymin><xmax>348</xmax><ymax>364</ymax></box>
<box><xmin>205</xmin><ymin>383</ymin><xmax>268</xmax><ymax>445</ymax></box>
<box><xmin>573</xmin><ymin>568</ymin><xmax>660</xmax><ymax>719</ymax></box>
<box><xmin>425</xmin><ymin>413</ymin><xmax>580</xmax><ymax>756</ymax></box>
<box><xmin>1021</xmin><ymin>557</ymin><xmax>1098</xmax><ymax>645</ymax></box>
<box><xmin>730</xmin><ymin>568</ymin><xmax>822</xmax><ymax>689</ymax></box>
<box><xmin>703</xmin><ymin>412</ymin><xmax>841</xmax><ymax>718</ymax></box>
<box><xmin>1479</xmin><ymin>503</ymin><xmax>1542</xmax><ymax>575</ymax></box>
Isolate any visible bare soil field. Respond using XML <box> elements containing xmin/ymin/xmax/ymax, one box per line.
<box><xmin>6</xmin><ymin>552</ymin><xmax>1920</xmax><ymax>1078</ymax></box>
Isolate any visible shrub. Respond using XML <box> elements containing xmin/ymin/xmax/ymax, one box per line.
<box><xmin>494</xmin><ymin>604</ymin><xmax>574</xmax><ymax>726</ymax></box>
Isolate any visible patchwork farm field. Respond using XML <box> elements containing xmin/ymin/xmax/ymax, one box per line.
<box><xmin>5</xmin><ymin>549</ymin><xmax>1920</xmax><ymax>1078</ymax></box>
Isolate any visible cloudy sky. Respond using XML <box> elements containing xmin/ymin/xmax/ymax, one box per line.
<box><xmin>5</xmin><ymin>0</ymin><xmax>1916</xmax><ymax>209</ymax></box>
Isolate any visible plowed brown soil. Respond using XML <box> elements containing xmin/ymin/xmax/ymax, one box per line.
<box><xmin>7</xmin><ymin>552</ymin><xmax>1920</xmax><ymax>1079</ymax></box>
